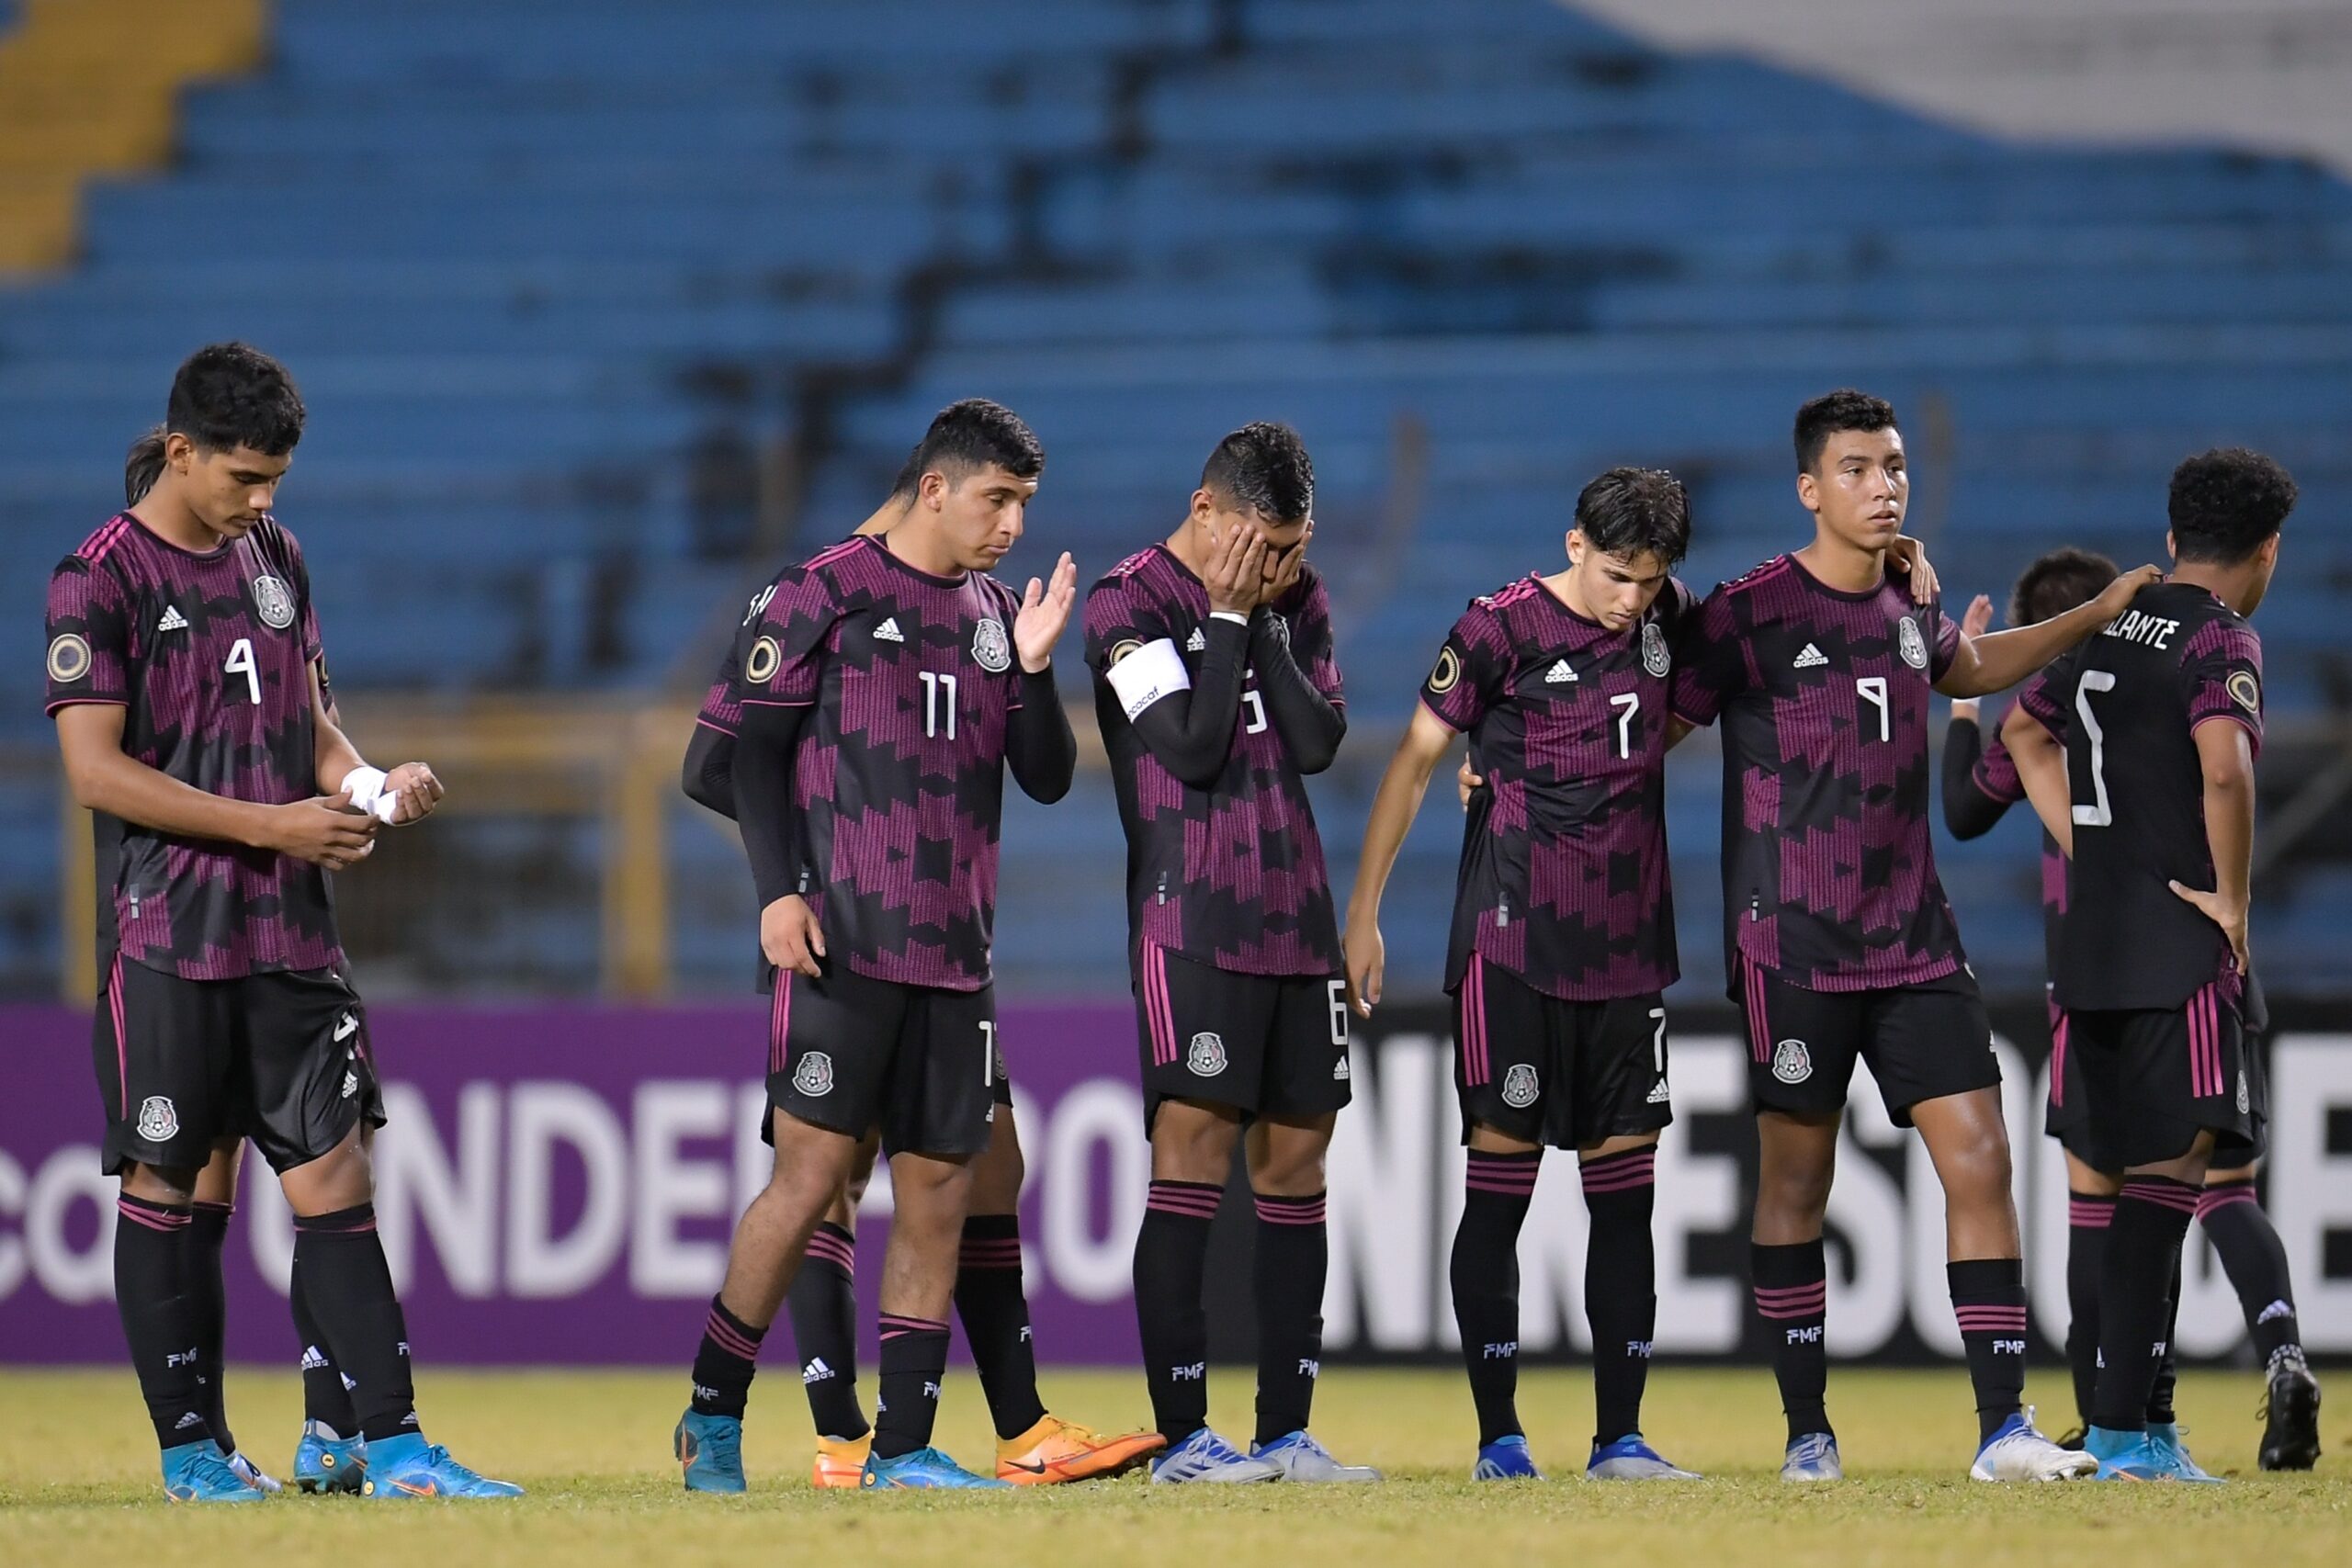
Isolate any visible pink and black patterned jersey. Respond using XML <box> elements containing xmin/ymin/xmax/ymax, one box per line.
<box><xmin>1672</xmin><ymin>553</ymin><xmax>1965</xmax><ymax>994</ymax></box>
<box><xmin>1419</xmin><ymin>572</ymin><xmax>1691</xmax><ymax>1000</ymax></box>
<box><xmin>1083</xmin><ymin>546</ymin><xmax>1345</xmax><ymax>977</ymax></box>
<box><xmin>44</xmin><ymin>513</ymin><xmax>340</xmax><ymax>980</ymax></box>
<box><xmin>717</xmin><ymin>535</ymin><xmax>1028</xmax><ymax>992</ymax></box>
<box><xmin>2024</xmin><ymin>581</ymin><xmax>2261</xmax><ymax>1011</ymax></box>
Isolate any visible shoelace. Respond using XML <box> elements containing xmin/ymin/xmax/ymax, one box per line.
<box><xmin>1191</xmin><ymin>1432</ymin><xmax>1250</xmax><ymax>1465</ymax></box>
<box><xmin>189</xmin><ymin>1450</ymin><xmax>254</xmax><ymax>1491</ymax></box>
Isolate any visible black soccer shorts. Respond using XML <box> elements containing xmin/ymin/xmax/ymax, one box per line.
<box><xmin>2068</xmin><ymin>975</ymin><xmax>2257</xmax><ymax>1169</ymax></box>
<box><xmin>1452</xmin><ymin>956</ymin><xmax>1671</xmax><ymax>1148</ymax></box>
<box><xmin>1132</xmin><ymin>941</ymin><xmax>1352</xmax><ymax>1132</ymax></box>
<box><xmin>93</xmin><ymin>957</ymin><xmax>384</xmax><ymax>1177</ymax></box>
<box><xmin>764</xmin><ymin>962</ymin><xmax>999</xmax><ymax>1157</ymax></box>
<box><xmin>1736</xmin><ymin>958</ymin><xmax>1998</xmax><ymax>1125</ymax></box>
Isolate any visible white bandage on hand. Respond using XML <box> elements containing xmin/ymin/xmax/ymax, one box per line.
<box><xmin>1104</xmin><ymin>637</ymin><xmax>1192</xmax><ymax>721</ymax></box>
<box><xmin>339</xmin><ymin>765</ymin><xmax>401</xmax><ymax>824</ymax></box>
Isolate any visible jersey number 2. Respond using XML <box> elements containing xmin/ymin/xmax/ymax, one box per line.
<box><xmin>225</xmin><ymin>637</ymin><xmax>261</xmax><ymax>705</ymax></box>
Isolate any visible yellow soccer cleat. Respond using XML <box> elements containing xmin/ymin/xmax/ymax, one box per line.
<box><xmin>995</xmin><ymin>1416</ymin><xmax>1167</xmax><ymax>1484</ymax></box>
<box><xmin>812</xmin><ymin>1433</ymin><xmax>872</xmax><ymax>1490</ymax></box>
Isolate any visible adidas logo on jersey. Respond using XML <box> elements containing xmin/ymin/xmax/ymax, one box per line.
<box><xmin>156</xmin><ymin>604</ymin><xmax>189</xmax><ymax>633</ymax></box>
<box><xmin>1646</xmin><ymin>1079</ymin><xmax>1671</xmax><ymax>1104</ymax></box>
<box><xmin>1186</xmin><ymin>626</ymin><xmax>1206</xmax><ymax>653</ymax></box>
<box><xmin>1793</xmin><ymin>644</ymin><xmax>1828</xmax><ymax>669</ymax></box>
<box><xmin>874</xmin><ymin>617</ymin><xmax>905</xmax><ymax>643</ymax></box>
<box><xmin>1544</xmin><ymin>659</ymin><xmax>1577</xmax><ymax>683</ymax></box>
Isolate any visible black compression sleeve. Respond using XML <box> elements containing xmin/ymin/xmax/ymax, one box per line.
<box><xmin>1247</xmin><ymin>608</ymin><xmax>1345</xmax><ymax>774</ymax></box>
<box><xmin>682</xmin><ymin>724</ymin><xmax>738</xmax><ymax>820</ymax></box>
<box><xmin>1006</xmin><ymin>669</ymin><xmax>1078</xmax><ymax>804</ymax></box>
<box><xmin>1939</xmin><ymin>716</ymin><xmax>2010</xmax><ymax>840</ymax></box>
<box><xmin>733</xmin><ymin>701</ymin><xmax>808</xmax><ymax>908</ymax></box>
<box><xmin>1125</xmin><ymin>615</ymin><xmax>1250</xmax><ymax>787</ymax></box>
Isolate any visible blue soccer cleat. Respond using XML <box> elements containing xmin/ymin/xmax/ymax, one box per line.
<box><xmin>1149</xmin><ymin>1427</ymin><xmax>1279</xmax><ymax>1484</ymax></box>
<box><xmin>2083</xmin><ymin>1425</ymin><xmax>2169</xmax><ymax>1481</ymax></box>
<box><xmin>1588</xmin><ymin>1434</ymin><xmax>1702</xmax><ymax>1480</ymax></box>
<box><xmin>163</xmin><ymin>1438</ymin><xmax>267</xmax><ymax>1503</ymax></box>
<box><xmin>1473</xmin><ymin>1435</ymin><xmax>1543</xmax><ymax>1481</ymax></box>
<box><xmin>1781</xmin><ymin>1431</ymin><xmax>1842</xmax><ymax>1483</ymax></box>
<box><xmin>360</xmin><ymin>1432</ymin><xmax>525</xmax><ymax>1499</ymax></box>
<box><xmin>674</xmin><ymin>1409</ymin><xmax>745</xmax><ymax>1495</ymax></box>
<box><xmin>860</xmin><ymin>1446</ymin><xmax>1011</xmax><ymax>1490</ymax></box>
<box><xmin>2143</xmin><ymin>1423</ymin><xmax>2224</xmax><ymax>1483</ymax></box>
<box><xmin>292</xmin><ymin>1422</ymin><xmax>368</xmax><ymax>1495</ymax></box>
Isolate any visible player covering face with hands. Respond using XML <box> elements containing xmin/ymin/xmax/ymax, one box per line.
<box><xmin>46</xmin><ymin>344</ymin><xmax>506</xmax><ymax>1503</ymax></box>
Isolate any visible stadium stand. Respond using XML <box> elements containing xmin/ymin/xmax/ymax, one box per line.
<box><xmin>3</xmin><ymin>0</ymin><xmax>2346</xmax><ymax>999</ymax></box>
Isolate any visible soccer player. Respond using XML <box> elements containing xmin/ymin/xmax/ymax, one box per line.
<box><xmin>107</xmin><ymin>427</ymin><xmax>377</xmax><ymax>1499</ymax></box>
<box><xmin>672</xmin><ymin>400</ymin><xmax>1080</xmax><ymax>1491</ymax></box>
<box><xmin>1085</xmin><ymin>423</ymin><xmax>1373</xmax><ymax>1484</ymax></box>
<box><xmin>1342</xmin><ymin>468</ymin><xmax>1702</xmax><ymax>1483</ymax></box>
<box><xmin>681</xmin><ymin>410</ymin><xmax>1159</xmax><ymax>1487</ymax></box>
<box><xmin>46</xmin><ymin>344</ymin><xmax>518</xmax><ymax>1502</ymax></box>
<box><xmin>1997</xmin><ymin>450</ymin><xmax>2320</xmax><ymax>1479</ymax></box>
<box><xmin>1670</xmin><ymin>389</ymin><xmax>2158</xmax><ymax>1483</ymax></box>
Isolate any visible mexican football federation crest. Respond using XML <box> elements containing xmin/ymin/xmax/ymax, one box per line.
<box><xmin>1771</xmin><ymin>1040</ymin><xmax>1813</xmax><ymax>1085</ymax></box>
<box><xmin>792</xmin><ymin>1052</ymin><xmax>835</xmax><ymax>1098</ymax></box>
<box><xmin>1186</xmin><ymin>1032</ymin><xmax>1227</xmax><ymax>1077</ymax></box>
<box><xmin>1642</xmin><ymin>620</ymin><xmax>1670</xmax><ymax>677</ymax></box>
<box><xmin>1500</xmin><ymin>1063</ymin><xmax>1540</xmax><ymax>1110</ymax></box>
<box><xmin>972</xmin><ymin>617</ymin><xmax>1012</xmax><ymax>673</ymax></box>
<box><xmin>137</xmin><ymin>1095</ymin><xmax>180</xmax><ymax>1142</ymax></box>
<box><xmin>253</xmin><ymin>574</ymin><xmax>297</xmax><ymax>630</ymax></box>
<box><xmin>1896</xmin><ymin>615</ymin><xmax>1928</xmax><ymax>670</ymax></box>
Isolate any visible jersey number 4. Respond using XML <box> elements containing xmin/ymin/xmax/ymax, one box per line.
<box><xmin>225</xmin><ymin>637</ymin><xmax>261</xmax><ymax>705</ymax></box>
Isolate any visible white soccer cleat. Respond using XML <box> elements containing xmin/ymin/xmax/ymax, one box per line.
<box><xmin>224</xmin><ymin>1450</ymin><xmax>285</xmax><ymax>1495</ymax></box>
<box><xmin>1149</xmin><ymin>1427</ymin><xmax>1280</xmax><ymax>1484</ymax></box>
<box><xmin>1250</xmin><ymin>1430</ymin><xmax>1382</xmax><ymax>1483</ymax></box>
<box><xmin>1781</xmin><ymin>1431</ymin><xmax>1842</xmax><ymax>1483</ymax></box>
<box><xmin>1970</xmin><ymin>1409</ymin><xmax>2098</xmax><ymax>1483</ymax></box>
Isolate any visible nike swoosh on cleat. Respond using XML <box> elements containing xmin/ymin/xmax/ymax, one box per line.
<box><xmin>394</xmin><ymin>1479</ymin><xmax>438</xmax><ymax>1496</ymax></box>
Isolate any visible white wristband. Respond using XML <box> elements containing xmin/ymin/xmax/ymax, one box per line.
<box><xmin>340</xmin><ymin>765</ymin><xmax>400</xmax><ymax>823</ymax></box>
<box><xmin>1210</xmin><ymin>610</ymin><xmax>1249</xmax><ymax>626</ymax></box>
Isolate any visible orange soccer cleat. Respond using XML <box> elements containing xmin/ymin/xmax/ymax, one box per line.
<box><xmin>994</xmin><ymin>1416</ymin><xmax>1166</xmax><ymax>1484</ymax></box>
<box><xmin>812</xmin><ymin>1433</ymin><xmax>872</xmax><ymax>1489</ymax></box>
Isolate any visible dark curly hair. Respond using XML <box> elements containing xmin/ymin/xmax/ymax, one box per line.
<box><xmin>1793</xmin><ymin>388</ymin><xmax>1898</xmax><ymax>473</ymax></box>
<box><xmin>167</xmin><ymin>342</ymin><xmax>305</xmax><ymax>456</ymax></box>
<box><xmin>1575</xmin><ymin>467</ymin><xmax>1690</xmax><ymax>567</ymax></box>
<box><xmin>2168</xmin><ymin>447</ymin><xmax>2295</xmax><ymax>565</ymax></box>
<box><xmin>124</xmin><ymin>425</ymin><xmax>168</xmax><ymax>504</ymax></box>
<box><xmin>2010</xmin><ymin>546</ymin><xmax>2117</xmax><ymax>626</ymax></box>
<box><xmin>894</xmin><ymin>398</ymin><xmax>1044</xmax><ymax>496</ymax></box>
<box><xmin>1201</xmin><ymin>422</ymin><xmax>1314</xmax><ymax>523</ymax></box>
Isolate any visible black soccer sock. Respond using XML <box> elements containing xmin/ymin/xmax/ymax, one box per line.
<box><xmin>2145</xmin><ymin>1252</ymin><xmax>2182</xmax><ymax>1427</ymax></box>
<box><xmin>2064</xmin><ymin>1192</ymin><xmax>2112</xmax><ymax>1430</ymax></box>
<box><xmin>1453</xmin><ymin>1150</ymin><xmax>1538</xmax><ymax>1448</ymax></box>
<box><xmin>289</xmin><ymin>1249</ymin><xmax>359</xmax><ymax>1434</ymax></box>
<box><xmin>956</xmin><ymin>1213</ymin><xmax>1047</xmax><ymax>1441</ymax></box>
<box><xmin>292</xmin><ymin>1204</ymin><xmax>418</xmax><ymax>1444</ymax></box>
<box><xmin>1948</xmin><ymin>1258</ymin><xmax>2028</xmax><ymax>1444</ymax></box>
<box><xmin>871</xmin><ymin>1315</ymin><xmax>950</xmax><ymax>1461</ymax></box>
<box><xmin>1251</xmin><ymin>1190</ymin><xmax>1328</xmax><ymax>1447</ymax></box>
<box><xmin>1580</xmin><ymin>1147</ymin><xmax>1658</xmax><ymax>1447</ymax></box>
<box><xmin>114</xmin><ymin>1193</ymin><xmax>210</xmax><ymax>1450</ymax></box>
<box><xmin>1753</xmin><ymin>1238</ymin><xmax>1831</xmax><ymax>1443</ymax></box>
<box><xmin>689</xmin><ymin>1294</ymin><xmax>766</xmax><ymax>1421</ymax></box>
<box><xmin>1134</xmin><ymin>1179</ymin><xmax>1218</xmax><ymax>1445</ymax></box>
<box><xmin>786</xmin><ymin>1222</ymin><xmax>867</xmax><ymax>1439</ymax></box>
<box><xmin>2089</xmin><ymin>1177</ymin><xmax>2198</xmax><ymax>1433</ymax></box>
<box><xmin>188</xmin><ymin>1199</ymin><xmax>235</xmax><ymax>1455</ymax></box>
<box><xmin>2197</xmin><ymin>1179</ymin><xmax>2302</xmax><ymax>1359</ymax></box>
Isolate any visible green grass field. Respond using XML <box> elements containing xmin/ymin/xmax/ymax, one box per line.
<box><xmin>2</xmin><ymin>1366</ymin><xmax>2342</xmax><ymax>1567</ymax></box>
